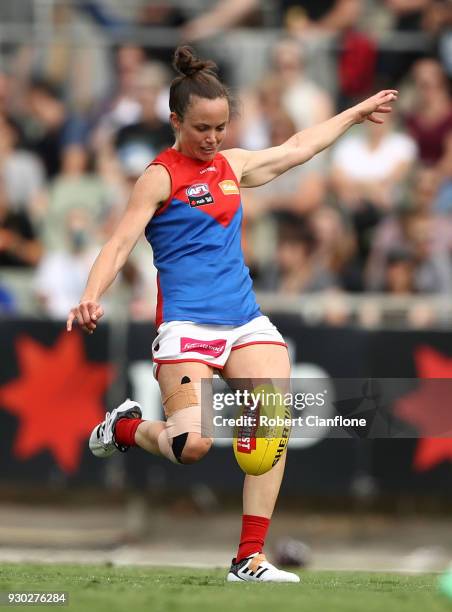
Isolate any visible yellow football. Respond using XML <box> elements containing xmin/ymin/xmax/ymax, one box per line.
<box><xmin>233</xmin><ymin>384</ymin><xmax>292</xmax><ymax>476</ymax></box>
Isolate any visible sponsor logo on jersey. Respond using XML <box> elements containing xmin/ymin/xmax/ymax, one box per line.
<box><xmin>200</xmin><ymin>166</ymin><xmax>217</xmax><ymax>174</ymax></box>
<box><xmin>180</xmin><ymin>337</ymin><xmax>226</xmax><ymax>357</ymax></box>
<box><xmin>219</xmin><ymin>179</ymin><xmax>240</xmax><ymax>195</ymax></box>
<box><xmin>186</xmin><ymin>183</ymin><xmax>214</xmax><ymax>207</ymax></box>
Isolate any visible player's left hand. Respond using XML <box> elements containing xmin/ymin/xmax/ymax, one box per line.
<box><xmin>353</xmin><ymin>90</ymin><xmax>398</xmax><ymax>125</ymax></box>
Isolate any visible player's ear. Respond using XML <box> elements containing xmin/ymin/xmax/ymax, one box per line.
<box><xmin>170</xmin><ymin>112</ymin><xmax>181</xmax><ymax>132</ymax></box>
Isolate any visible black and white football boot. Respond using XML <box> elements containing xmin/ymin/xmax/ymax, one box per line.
<box><xmin>89</xmin><ymin>399</ymin><xmax>142</xmax><ymax>458</ymax></box>
<box><xmin>227</xmin><ymin>552</ymin><xmax>300</xmax><ymax>583</ymax></box>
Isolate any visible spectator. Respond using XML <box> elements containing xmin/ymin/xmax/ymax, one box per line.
<box><xmin>332</xmin><ymin>116</ymin><xmax>417</xmax><ymax>213</ymax></box>
<box><xmin>90</xmin><ymin>45</ymin><xmax>147</xmax><ymax>151</ymax></box>
<box><xmin>39</xmin><ymin>144</ymin><xmax>116</xmax><ymax>252</ymax></box>
<box><xmin>270</xmin><ymin>38</ymin><xmax>333</xmax><ymax>131</ymax></box>
<box><xmin>115</xmin><ymin>62</ymin><xmax>173</xmax><ymax>160</ymax></box>
<box><xmin>0</xmin><ymin>180</ymin><xmax>42</xmax><ymax>268</ymax></box>
<box><xmin>404</xmin><ymin>208</ymin><xmax>452</xmax><ymax>293</ymax></box>
<box><xmin>383</xmin><ymin>225</ymin><xmax>450</xmax><ymax>327</ymax></box>
<box><xmin>244</xmin><ymin>109</ymin><xmax>328</xmax><ymax>216</ymax></box>
<box><xmin>403</xmin><ymin>58</ymin><xmax>452</xmax><ymax>167</ymax></box>
<box><xmin>240</xmin><ymin>76</ymin><xmax>283</xmax><ymax>151</ymax></box>
<box><xmin>240</xmin><ymin>38</ymin><xmax>333</xmax><ymax>149</ymax></box>
<box><xmin>337</xmin><ymin>22</ymin><xmax>377</xmax><ymax>110</ymax></box>
<box><xmin>241</xmin><ymin>109</ymin><xmax>327</xmax><ymax>271</ymax></box>
<box><xmin>17</xmin><ymin>79</ymin><xmax>88</xmax><ymax>178</ymax></box>
<box><xmin>366</xmin><ymin>205</ymin><xmax>452</xmax><ymax>293</ymax></box>
<box><xmin>41</xmin><ymin>2</ymin><xmax>113</xmax><ymax>112</ymax></box>
<box><xmin>383</xmin><ymin>247</ymin><xmax>417</xmax><ymax>294</ymax></box>
<box><xmin>331</xmin><ymin>116</ymin><xmax>417</xmax><ymax>262</ymax></box>
<box><xmin>411</xmin><ymin>163</ymin><xmax>447</xmax><ymax>212</ymax></box>
<box><xmin>361</xmin><ymin>245</ymin><xmax>438</xmax><ymax>328</ymax></box>
<box><xmin>377</xmin><ymin>0</ymin><xmax>439</xmax><ymax>85</ymax></box>
<box><xmin>0</xmin><ymin>115</ymin><xmax>44</xmax><ymax>218</ymax></box>
<box><xmin>309</xmin><ymin>205</ymin><xmax>361</xmax><ymax>291</ymax></box>
<box><xmin>256</xmin><ymin>213</ymin><xmax>339</xmax><ymax>294</ymax></box>
<box><xmin>34</xmin><ymin>208</ymin><xmax>101</xmax><ymax>319</ymax></box>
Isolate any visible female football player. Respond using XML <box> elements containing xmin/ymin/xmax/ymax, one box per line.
<box><xmin>67</xmin><ymin>46</ymin><xmax>397</xmax><ymax>582</ymax></box>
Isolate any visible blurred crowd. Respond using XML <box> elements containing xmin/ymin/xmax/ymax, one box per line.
<box><xmin>0</xmin><ymin>0</ymin><xmax>451</xmax><ymax>327</ymax></box>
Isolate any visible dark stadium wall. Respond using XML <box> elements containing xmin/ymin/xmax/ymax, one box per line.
<box><xmin>0</xmin><ymin>319</ymin><xmax>451</xmax><ymax>498</ymax></box>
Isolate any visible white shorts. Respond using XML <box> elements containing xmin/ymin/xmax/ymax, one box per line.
<box><xmin>152</xmin><ymin>315</ymin><xmax>286</xmax><ymax>379</ymax></box>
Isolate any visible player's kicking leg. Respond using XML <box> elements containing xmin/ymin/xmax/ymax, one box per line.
<box><xmin>89</xmin><ymin>362</ymin><xmax>213</xmax><ymax>464</ymax></box>
<box><xmin>89</xmin><ymin>399</ymin><xmax>143</xmax><ymax>457</ymax></box>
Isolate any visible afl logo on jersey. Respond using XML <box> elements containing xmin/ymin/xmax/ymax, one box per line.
<box><xmin>186</xmin><ymin>183</ymin><xmax>214</xmax><ymax>207</ymax></box>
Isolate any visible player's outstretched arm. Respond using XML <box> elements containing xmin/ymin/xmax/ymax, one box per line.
<box><xmin>66</xmin><ymin>164</ymin><xmax>170</xmax><ymax>334</ymax></box>
<box><xmin>224</xmin><ymin>90</ymin><xmax>398</xmax><ymax>188</ymax></box>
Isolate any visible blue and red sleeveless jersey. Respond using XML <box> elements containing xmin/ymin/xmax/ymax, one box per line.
<box><xmin>145</xmin><ymin>148</ymin><xmax>261</xmax><ymax>327</ymax></box>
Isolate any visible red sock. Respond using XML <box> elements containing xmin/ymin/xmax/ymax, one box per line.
<box><xmin>236</xmin><ymin>514</ymin><xmax>270</xmax><ymax>562</ymax></box>
<box><xmin>114</xmin><ymin>418</ymin><xmax>144</xmax><ymax>447</ymax></box>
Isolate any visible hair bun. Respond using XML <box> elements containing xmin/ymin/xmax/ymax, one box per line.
<box><xmin>173</xmin><ymin>46</ymin><xmax>217</xmax><ymax>77</ymax></box>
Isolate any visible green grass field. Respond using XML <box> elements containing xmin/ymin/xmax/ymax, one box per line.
<box><xmin>0</xmin><ymin>564</ymin><xmax>450</xmax><ymax>612</ymax></box>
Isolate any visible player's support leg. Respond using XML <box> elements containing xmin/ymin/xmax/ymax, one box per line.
<box><xmin>222</xmin><ymin>344</ymin><xmax>300</xmax><ymax>583</ymax></box>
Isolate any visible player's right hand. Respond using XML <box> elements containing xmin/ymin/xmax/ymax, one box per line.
<box><xmin>66</xmin><ymin>301</ymin><xmax>104</xmax><ymax>334</ymax></box>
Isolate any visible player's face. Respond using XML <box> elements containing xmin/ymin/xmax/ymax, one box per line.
<box><xmin>172</xmin><ymin>96</ymin><xmax>229</xmax><ymax>161</ymax></box>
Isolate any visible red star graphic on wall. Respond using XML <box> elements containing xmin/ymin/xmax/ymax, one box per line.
<box><xmin>395</xmin><ymin>346</ymin><xmax>452</xmax><ymax>472</ymax></box>
<box><xmin>0</xmin><ymin>332</ymin><xmax>113</xmax><ymax>473</ymax></box>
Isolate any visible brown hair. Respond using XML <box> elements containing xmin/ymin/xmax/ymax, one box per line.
<box><xmin>169</xmin><ymin>46</ymin><xmax>233</xmax><ymax>119</ymax></box>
